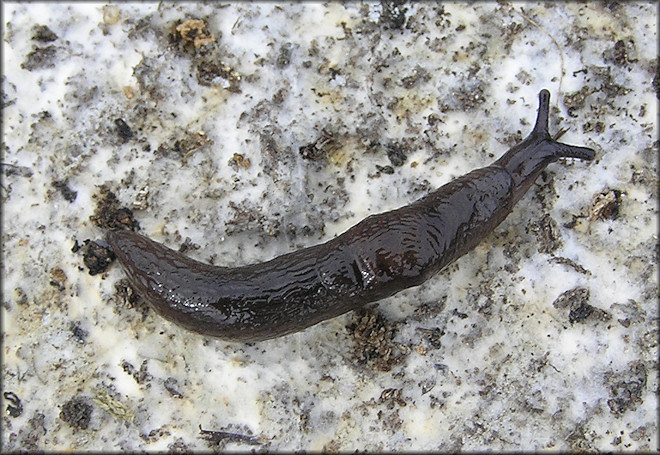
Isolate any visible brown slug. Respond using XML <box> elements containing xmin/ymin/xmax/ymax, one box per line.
<box><xmin>106</xmin><ymin>89</ymin><xmax>595</xmax><ymax>342</ymax></box>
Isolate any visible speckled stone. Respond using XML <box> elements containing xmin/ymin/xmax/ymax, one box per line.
<box><xmin>2</xmin><ymin>2</ymin><xmax>657</xmax><ymax>452</ymax></box>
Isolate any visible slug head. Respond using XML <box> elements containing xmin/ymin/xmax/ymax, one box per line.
<box><xmin>495</xmin><ymin>89</ymin><xmax>595</xmax><ymax>202</ymax></box>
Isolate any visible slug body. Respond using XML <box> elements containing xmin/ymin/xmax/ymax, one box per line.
<box><xmin>107</xmin><ymin>90</ymin><xmax>595</xmax><ymax>342</ymax></box>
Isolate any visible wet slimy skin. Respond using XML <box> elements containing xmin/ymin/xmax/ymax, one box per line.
<box><xmin>106</xmin><ymin>90</ymin><xmax>595</xmax><ymax>342</ymax></box>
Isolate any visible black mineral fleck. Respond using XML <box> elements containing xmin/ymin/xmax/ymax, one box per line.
<box><xmin>122</xmin><ymin>359</ymin><xmax>152</xmax><ymax>384</ymax></box>
<box><xmin>199</xmin><ymin>425</ymin><xmax>260</xmax><ymax>446</ymax></box>
<box><xmin>530</xmin><ymin>213</ymin><xmax>563</xmax><ymax>254</ymax></box>
<box><xmin>375</xmin><ymin>164</ymin><xmax>395</xmax><ymax>175</ymax></box>
<box><xmin>32</xmin><ymin>25</ymin><xmax>58</xmax><ymax>43</ymax></box>
<box><xmin>379</xmin><ymin>0</ymin><xmax>407</xmax><ymax>30</ymax></box>
<box><xmin>69</xmin><ymin>321</ymin><xmax>89</xmax><ymax>343</ymax></box>
<box><xmin>164</xmin><ymin>377</ymin><xmax>183</xmax><ymax>398</ymax></box>
<box><xmin>3</xmin><ymin>391</ymin><xmax>23</xmax><ymax>417</ymax></box>
<box><xmin>569</xmin><ymin>301</ymin><xmax>595</xmax><ymax>324</ymax></box>
<box><xmin>552</xmin><ymin>287</ymin><xmax>610</xmax><ymax>324</ymax></box>
<box><xmin>606</xmin><ymin>361</ymin><xmax>647</xmax><ymax>415</ymax></box>
<box><xmin>114</xmin><ymin>118</ymin><xmax>134</xmax><ymax>141</ymax></box>
<box><xmin>81</xmin><ymin>239</ymin><xmax>115</xmax><ymax>276</ymax></box>
<box><xmin>60</xmin><ymin>397</ymin><xmax>93</xmax><ymax>430</ymax></box>
<box><xmin>21</xmin><ymin>412</ymin><xmax>46</xmax><ymax>450</ymax></box>
<box><xmin>386</xmin><ymin>142</ymin><xmax>408</xmax><ymax>167</ymax></box>
<box><xmin>416</xmin><ymin>327</ymin><xmax>445</xmax><ymax>350</ymax></box>
<box><xmin>89</xmin><ymin>185</ymin><xmax>140</xmax><ymax>231</ymax></box>
<box><xmin>276</xmin><ymin>42</ymin><xmax>294</xmax><ymax>68</ymax></box>
<box><xmin>552</xmin><ymin>287</ymin><xmax>590</xmax><ymax>311</ymax></box>
<box><xmin>21</xmin><ymin>45</ymin><xmax>57</xmax><ymax>70</ymax></box>
<box><xmin>52</xmin><ymin>179</ymin><xmax>78</xmax><ymax>202</ymax></box>
<box><xmin>299</xmin><ymin>129</ymin><xmax>337</xmax><ymax>161</ymax></box>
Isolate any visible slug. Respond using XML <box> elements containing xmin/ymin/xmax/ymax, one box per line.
<box><xmin>106</xmin><ymin>89</ymin><xmax>595</xmax><ymax>342</ymax></box>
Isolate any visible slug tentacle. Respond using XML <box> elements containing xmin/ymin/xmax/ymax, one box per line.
<box><xmin>494</xmin><ymin>90</ymin><xmax>596</xmax><ymax>202</ymax></box>
<box><xmin>106</xmin><ymin>89</ymin><xmax>595</xmax><ymax>342</ymax></box>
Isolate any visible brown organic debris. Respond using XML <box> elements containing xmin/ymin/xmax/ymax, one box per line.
<box><xmin>176</xmin><ymin>19</ymin><xmax>216</xmax><ymax>48</ymax></box>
